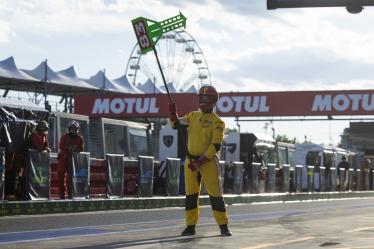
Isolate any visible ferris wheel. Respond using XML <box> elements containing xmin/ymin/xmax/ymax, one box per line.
<box><xmin>125</xmin><ymin>30</ymin><xmax>211</xmax><ymax>92</ymax></box>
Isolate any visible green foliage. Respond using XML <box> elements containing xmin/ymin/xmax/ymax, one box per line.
<box><xmin>225</xmin><ymin>127</ymin><xmax>237</xmax><ymax>134</ymax></box>
<box><xmin>275</xmin><ymin>134</ymin><xmax>297</xmax><ymax>144</ymax></box>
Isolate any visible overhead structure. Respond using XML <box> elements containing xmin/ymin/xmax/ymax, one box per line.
<box><xmin>267</xmin><ymin>0</ymin><xmax>374</xmax><ymax>14</ymax></box>
<box><xmin>0</xmin><ymin>56</ymin><xmax>145</xmax><ymax>112</ymax></box>
<box><xmin>75</xmin><ymin>89</ymin><xmax>374</xmax><ymax>119</ymax></box>
<box><xmin>125</xmin><ymin>30</ymin><xmax>212</xmax><ymax>93</ymax></box>
<box><xmin>0</xmin><ymin>51</ymin><xmax>210</xmax><ymax>112</ymax></box>
<box><xmin>22</xmin><ymin>61</ymin><xmax>100</xmax><ymax>95</ymax></box>
<box><xmin>0</xmin><ymin>57</ymin><xmax>120</xmax><ymax>97</ymax></box>
<box><xmin>0</xmin><ymin>55</ymin><xmax>206</xmax><ymax>97</ymax></box>
<box><xmin>0</xmin><ymin>97</ymin><xmax>48</xmax><ymax>113</ymax></box>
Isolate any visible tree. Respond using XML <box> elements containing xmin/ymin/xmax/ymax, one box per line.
<box><xmin>225</xmin><ymin>127</ymin><xmax>237</xmax><ymax>134</ymax></box>
<box><xmin>275</xmin><ymin>134</ymin><xmax>298</xmax><ymax>144</ymax></box>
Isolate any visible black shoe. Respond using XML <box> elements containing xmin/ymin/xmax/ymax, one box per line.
<box><xmin>181</xmin><ymin>225</ymin><xmax>196</xmax><ymax>236</ymax></box>
<box><xmin>220</xmin><ymin>224</ymin><xmax>232</xmax><ymax>236</ymax></box>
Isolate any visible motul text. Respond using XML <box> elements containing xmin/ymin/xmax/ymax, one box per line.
<box><xmin>312</xmin><ymin>94</ymin><xmax>374</xmax><ymax>112</ymax></box>
<box><xmin>92</xmin><ymin>97</ymin><xmax>159</xmax><ymax>114</ymax></box>
<box><xmin>216</xmin><ymin>96</ymin><xmax>270</xmax><ymax>113</ymax></box>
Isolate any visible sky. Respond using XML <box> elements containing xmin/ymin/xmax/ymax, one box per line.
<box><xmin>1</xmin><ymin>0</ymin><xmax>374</xmax><ymax>145</ymax></box>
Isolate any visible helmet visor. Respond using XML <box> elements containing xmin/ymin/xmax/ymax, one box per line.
<box><xmin>199</xmin><ymin>95</ymin><xmax>213</xmax><ymax>104</ymax></box>
<box><xmin>68</xmin><ymin>127</ymin><xmax>78</xmax><ymax>133</ymax></box>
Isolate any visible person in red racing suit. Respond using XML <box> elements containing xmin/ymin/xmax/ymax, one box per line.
<box><xmin>57</xmin><ymin>120</ymin><xmax>84</xmax><ymax>199</ymax></box>
<box><xmin>30</xmin><ymin>120</ymin><xmax>50</xmax><ymax>152</ymax></box>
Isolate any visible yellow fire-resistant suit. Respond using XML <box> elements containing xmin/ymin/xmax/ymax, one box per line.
<box><xmin>170</xmin><ymin>110</ymin><xmax>229</xmax><ymax>226</ymax></box>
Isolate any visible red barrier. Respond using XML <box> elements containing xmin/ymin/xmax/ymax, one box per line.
<box><xmin>49</xmin><ymin>156</ymin><xmax>59</xmax><ymax>199</ymax></box>
<box><xmin>50</xmin><ymin>156</ymin><xmax>107</xmax><ymax>199</ymax></box>
<box><xmin>89</xmin><ymin>159</ymin><xmax>106</xmax><ymax>198</ymax></box>
<box><xmin>124</xmin><ymin>160</ymin><xmax>139</xmax><ymax>196</ymax></box>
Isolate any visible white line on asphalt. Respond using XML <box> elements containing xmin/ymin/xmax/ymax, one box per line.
<box><xmin>0</xmin><ymin>206</ymin><xmax>186</xmax><ymax>219</ymax></box>
<box><xmin>344</xmin><ymin>226</ymin><xmax>374</xmax><ymax>233</ymax></box>
<box><xmin>0</xmin><ymin>209</ymin><xmax>301</xmax><ymax>236</ymax></box>
<box><xmin>0</xmin><ymin>218</ymin><xmax>185</xmax><ymax>235</ymax></box>
<box><xmin>240</xmin><ymin>236</ymin><xmax>314</xmax><ymax>249</ymax></box>
<box><xmin>334</xmin><ymin>247</ymin><xmax>374</xmax><ymax>249</ymax></box>
<box><xmin>0</xmin><ymin>225</ymin><xmax>183</xmax><ymax>245</ymax></box>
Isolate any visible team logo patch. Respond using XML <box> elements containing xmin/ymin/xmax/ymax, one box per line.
<box><xmin>201</xmin><ymin>120</ymin><xmax>212</xmax><ymax>127</ymax></box>
<box><xmin>163</xmin><ymin>135</ymin><xmax>174</xmax><ymax>148</ymax></box>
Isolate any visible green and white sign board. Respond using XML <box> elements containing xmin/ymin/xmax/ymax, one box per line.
<box><xmin>131</xmin><ymin>12</ymin><xmax>187</xmax><ymax>54</ymax></box>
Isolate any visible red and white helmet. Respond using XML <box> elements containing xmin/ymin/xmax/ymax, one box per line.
<box><xmin>197</xmin><ymin>85</ymin><xmax>219</xmax><ymax>112</ymax></box>
<box><xmin>68</xmin><ymin>120</ymin><xmax>80</xmax><ymax>133</ymax></box>
<box><xmin>68</xmin><ymin>120</ymin><xmax>80</xmax><ymax>128</ymax></box>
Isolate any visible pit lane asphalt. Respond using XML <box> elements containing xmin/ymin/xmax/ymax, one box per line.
<box><xmin>1</xmin><ymin>198</ymin><xmax>374</xmax><ymax>248</ymax></box>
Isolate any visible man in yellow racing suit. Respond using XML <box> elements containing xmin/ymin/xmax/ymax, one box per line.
<box><xmin>169</xmin><ymin>85</ymin><xmax>232</xmax><ymax>236</ymax></box>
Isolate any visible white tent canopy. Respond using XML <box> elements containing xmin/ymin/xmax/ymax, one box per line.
<box><xmin>0</xmin><ymin>56</ymin><xmax>202</xmax><ymax>96</ymax></box>
<box><xmin>112</xmin><ymin>75</ymin><xmax>143</xmax><ymax>94</ymax></box>
<box><xmin>22</xmin><ymin>61</ymin><xmax>98</xmax><ymax>90</ymax></box>
<box><xmin>159</xmin><ymin>82</ymin><xmax>177</xmax><ymax>93</ymax></box>
<box><xmin>84</xmin><ymin>70</ymin><xmax>132</xmax><ymax>93</ymax></box>
<box><xmin>57</xmin><ymin>66</ymin><xmax>99</xmax><ymax>89</ymax></box>
<box><xmin>182</xmin><ymin>84</ymin><xmax>198</xmax><ymax>93</ymax></box>
<box><xmin>137</xmin><ymin>79</ymin><xmax>164</xmax><ymax>94</ymax></box>
<box><xmin>22</xmin><ymin>61</ymin><xmax>60</xmax><ymax>82</ymax></box>
<box><xmin>0</xmin><ymin>57</ymin><xmax>38</xmax><ymax>81</ymax></box>
<box><xmin>58</xmin><ymin>66</ymin><xmax>79</xmax><ymax>78</ymax></box>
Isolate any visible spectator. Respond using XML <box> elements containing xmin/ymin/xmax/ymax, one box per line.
<box><xmin>57</xmin><ymin>120</ymin><xmax>84</xmax><ymax>199</ymax></box>
<box><xmin>4</xmin><ymin>122</ymin><xmax>34</xmax><ymax>200</ymax></box>
<box><xmin>361</xmin><ymin>158</ymin><xmax>371</xmax><ymax>190</ymax></box>
<box><xmin>337</xmin><ymin>156</ymin><xmax>349</xmax><ymax>174</ymax></box>
<box><xmin>255</xmin><ymin>152</ymin><xmax>265</xmax><ymax>166</ymax></box>
<box><xmin>337</xmin><ymin>156</ymin><xmax>350</xmax><ymax>189</ymax></box>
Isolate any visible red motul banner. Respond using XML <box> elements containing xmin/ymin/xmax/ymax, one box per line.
<box><xmin>74</xmin><ymin>90</ymin><xmax>374</xmax><ymax>118</ymax></box>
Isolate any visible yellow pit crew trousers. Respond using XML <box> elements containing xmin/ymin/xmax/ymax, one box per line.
<box><xmin>184</xmin><ymin>156</ymin><xmax>228</xmax><ymax>226</ymax></box>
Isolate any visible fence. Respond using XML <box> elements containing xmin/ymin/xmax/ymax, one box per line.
<box><xmin>2</xmin><ymin>151</ymin><xmax>373</xmax><ymax>201</ymax></box>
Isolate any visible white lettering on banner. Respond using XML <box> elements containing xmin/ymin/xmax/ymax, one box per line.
<box><xmin>312</xmin><ymin>94</ymin><xmax>374</xmax><ymax>112</ymax></box>
<box><xmin>259</xmin><ymin>96</ymin><xmax>270</xmax><ymax>112</ymax></box>
<box><xmin>363</xmin><ymin>94</ymin><xmax>374</xmax><ymax>110</ymax></box>
<box><xmin>232</xmin><ymin>96</ymin><xmax>244</xmax><ymax>112</ymax></box>
<box><xmin>111</xmin><ymin>98</ymin><xmax>125</xmax><ymax>114</ymax></box>
<box><xmin>92</xmin><ymin>97</ymin><xmax>160</xmax><ymax>114</ymax></box>
<box><xmin>216</xmin><ymin>96</ymin><xmax>269</xmax><ymax>113</ymax></box>
<box><xmin>149</xmin><ymin>98</ymin><xmax>159</xmax><ymax>113</ymax></box>
<box><xmin>125</xmin><ymin>98</ymin><xmax>136</xmax><ymax>113</ymax></box>
<box><xmin>244</xmin><ymin>96</ymin><xmax>259</xmax><ymax>112</ymax></box>
<box><xmin>312</xmin><ymin>95</ymin><xmax>332</xmax><ymax>111</ymax></box>
<box><xmin>136</xmin><ymin>98</ymin><xmax>149</xmax><ymax>113</ymax></box>
<box><xmin>333</xmin><ymin>95</ymin><xmax>350</xmax><ymax>111</ymax></box>
<box><xmin>92</xmin><ymin>98</ymin><xmax>110</xmax><ymax>114</ymax></box>
<box><xmin>218</xmin><ymin>96</ymin><xmax>234</xmax><ymax>112</ymax></box>
<box><xmin>348</xmin><ymin>94</ymin><xmax>362</xmax><ymax>111</ymax></box>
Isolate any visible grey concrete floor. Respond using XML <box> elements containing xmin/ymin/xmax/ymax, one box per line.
<box><xmin>1</xmin><ymin>198</ymin><xmax>374</xmax><ymax>248</ymax></box>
